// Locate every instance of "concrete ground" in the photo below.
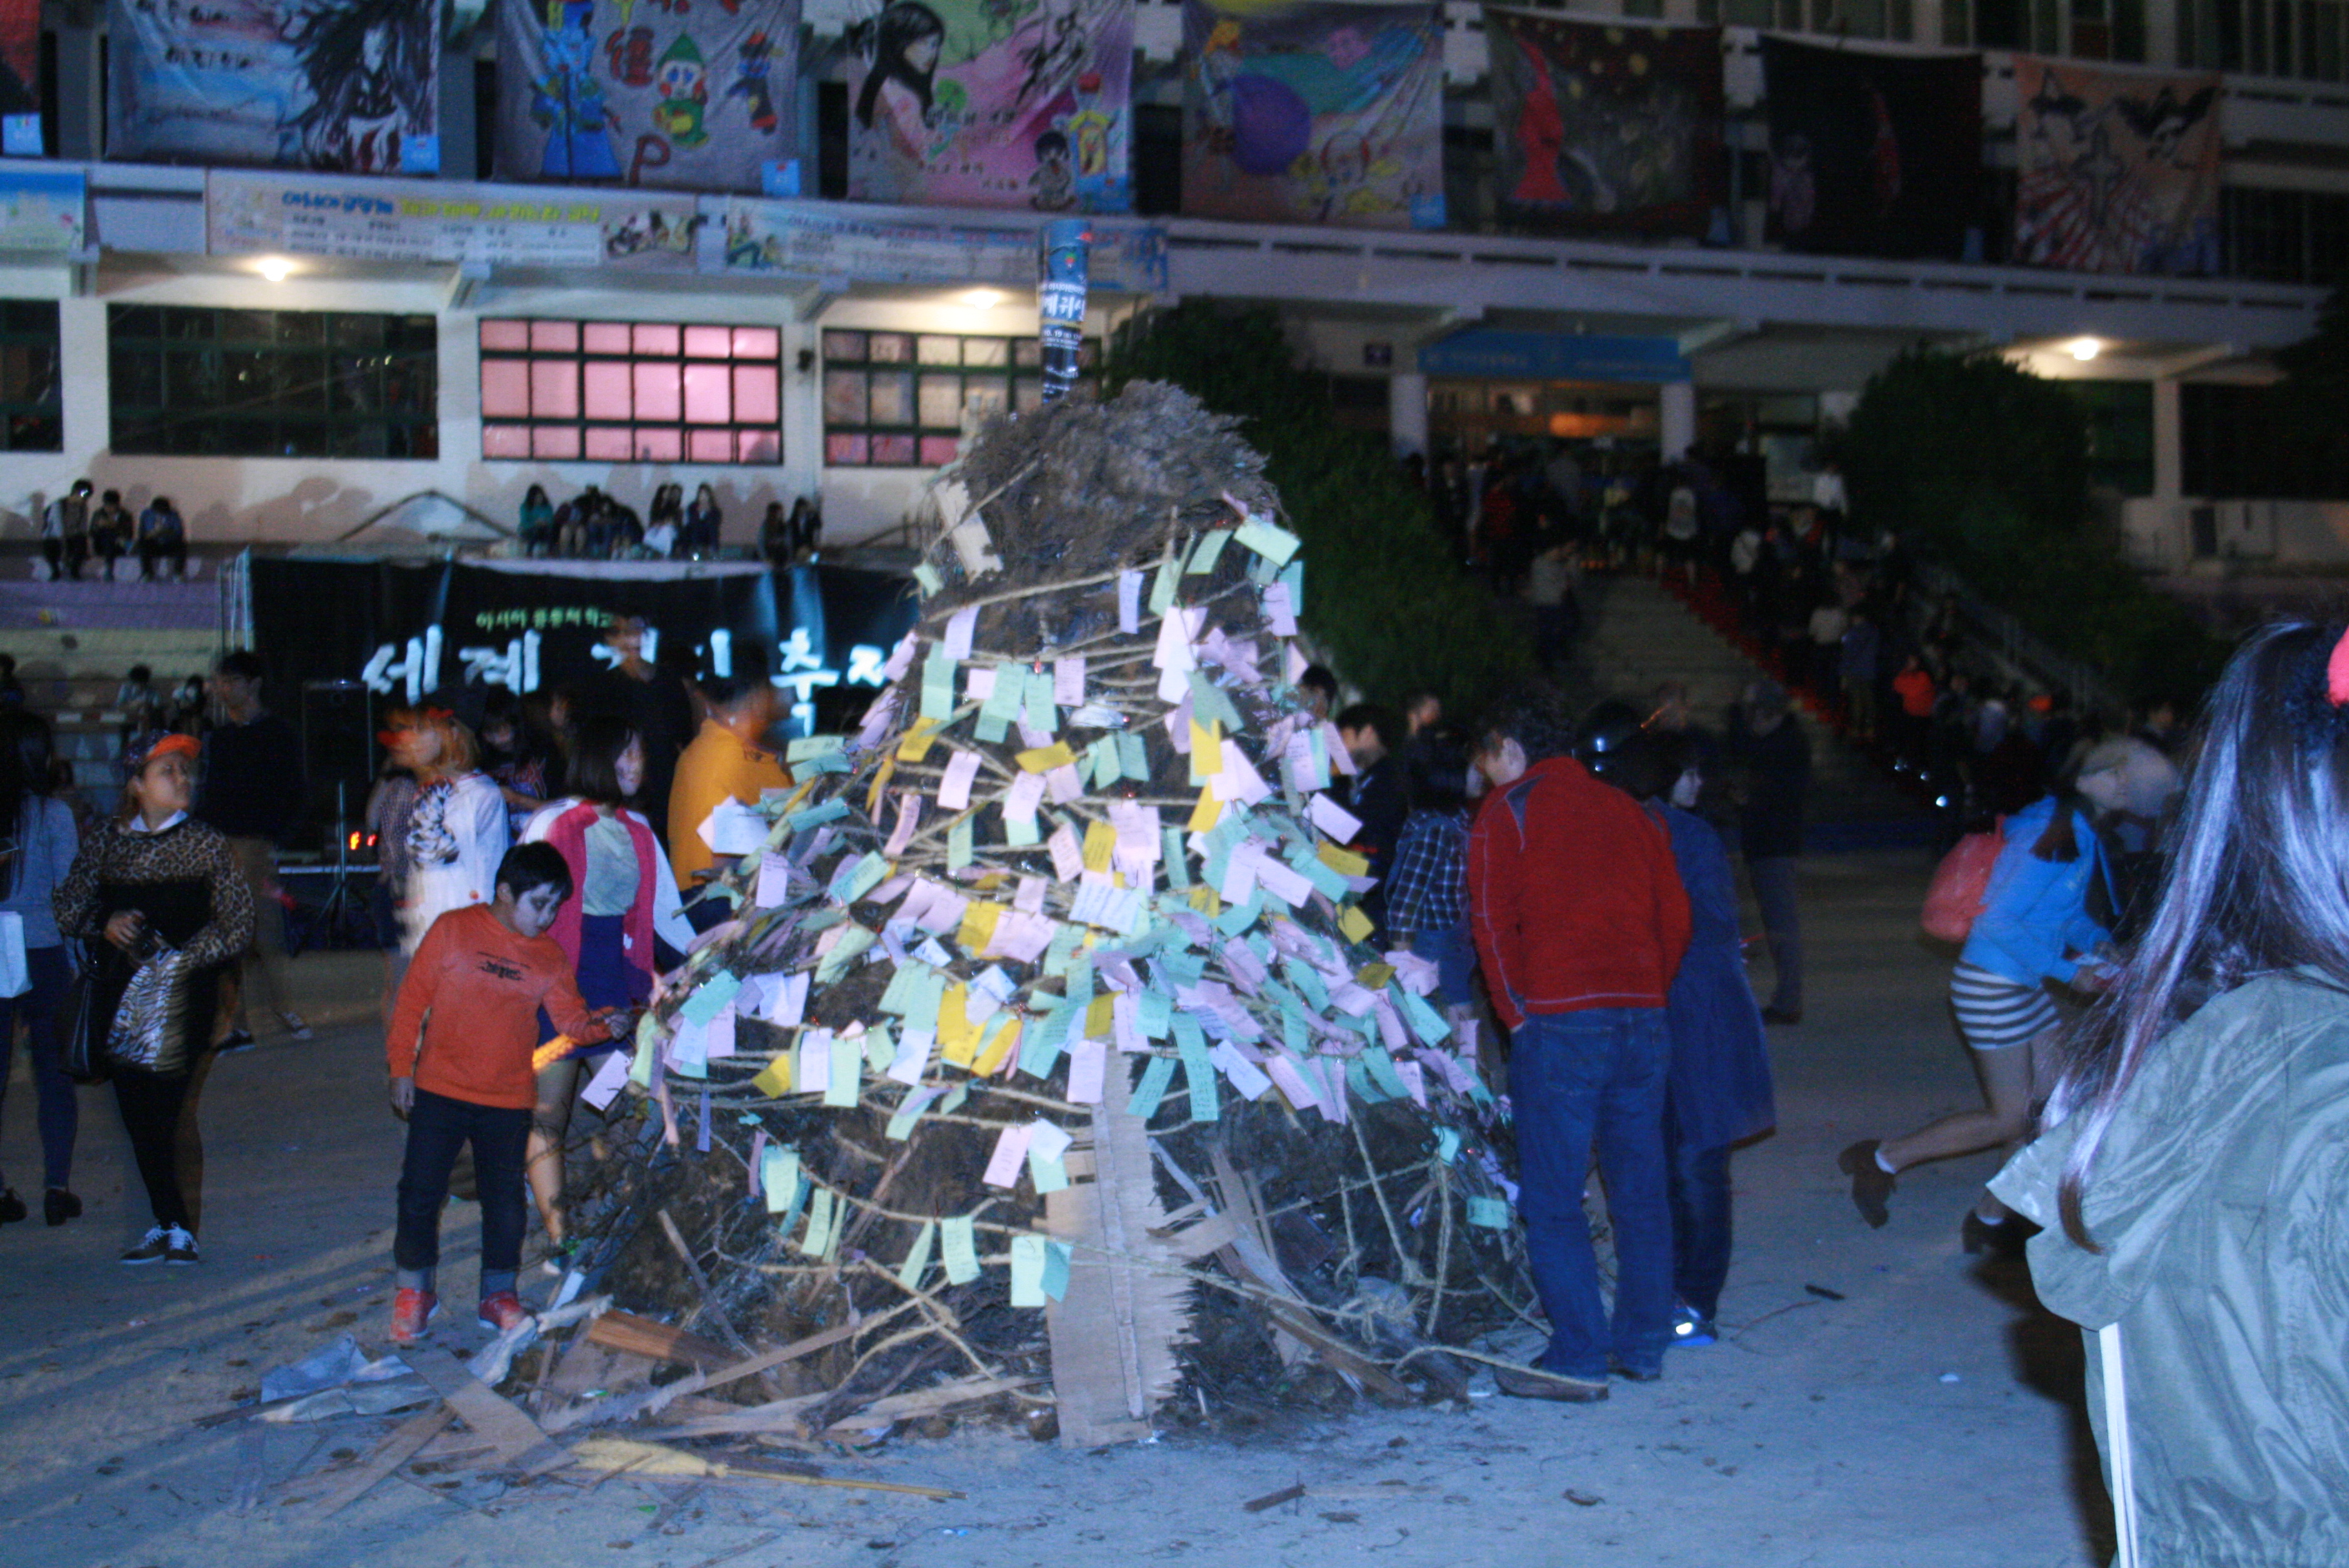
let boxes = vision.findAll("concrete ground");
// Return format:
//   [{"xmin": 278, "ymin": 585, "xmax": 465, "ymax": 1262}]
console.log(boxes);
[{"xmin": 0, "ymin": 849, "xmax": 2110, "ymax": 1568}]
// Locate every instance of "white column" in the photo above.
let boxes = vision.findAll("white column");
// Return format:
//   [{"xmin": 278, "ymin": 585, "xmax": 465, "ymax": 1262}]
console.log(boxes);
[
  {"xmin": 2152, "ymin": 378, "xmax": 2183, "ymax": 499},
  {"xmin": 1389, "ymin": 372, "xmax": 1429, "ymax": 459},
  {"xmin": 1659, "ymin": 379, "xmax": 1697, "ymax": 461},
  {"xmin": 59, "ymin": 297, "xmax": 108, "ymax": 472}
]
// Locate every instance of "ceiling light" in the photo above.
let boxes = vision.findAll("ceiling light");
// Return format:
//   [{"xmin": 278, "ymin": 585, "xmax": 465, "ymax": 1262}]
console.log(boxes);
[
  {"xmin": 2066, "ymin": 336, "xmax": 2101, "ymax": 362},
  {"xmin": 257, "ymin": 257, "xmax": 294, "ymax": 283},
  {"xmin": 960, "ymin": 289, "xmax": 1005, "ymax": 309}
]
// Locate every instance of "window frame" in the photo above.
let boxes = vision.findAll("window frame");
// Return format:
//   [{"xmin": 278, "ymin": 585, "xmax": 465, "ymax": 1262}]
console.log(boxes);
[
  {"xmin": 475, "ymin": 317, "xmax": 784, "ymax": 466},
  {"xmin": 0, "ymin": 299, "xmax": 62, "ymax": 454},
  {"xmin": 819, "ymin": 329, "xmax": 1095, "ymax": 470}
]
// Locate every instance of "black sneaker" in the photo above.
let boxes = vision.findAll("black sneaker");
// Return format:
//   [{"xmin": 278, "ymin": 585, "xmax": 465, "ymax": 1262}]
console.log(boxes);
[
  {"xmin": 43, "ymin": 1189, "xmax": 81, "ymax": 1227},
  {"xmin": 0, "ymin": 1189, "xmax": 24, "ymax": 1224},
  {"xmin": 163, "ymin": 1226, "xmax": 199, "ymax": 1265},
  {"xmin": 121, "ymin": 1225, "xmax": 172, "ymax": 1264},
  {"xmin": 216, "ymin": 1029, "xmax": 257, "ymax": 1057}
]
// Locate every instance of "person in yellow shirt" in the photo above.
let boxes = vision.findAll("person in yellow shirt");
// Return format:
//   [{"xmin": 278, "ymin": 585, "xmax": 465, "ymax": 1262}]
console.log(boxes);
[{"xmin": 667, "ymin": 665, "xmax": 788, "ymax": 895}]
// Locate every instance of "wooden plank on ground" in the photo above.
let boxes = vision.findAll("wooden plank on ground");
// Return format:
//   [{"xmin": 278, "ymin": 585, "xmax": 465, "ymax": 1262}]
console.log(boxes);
[
  {"xmin": 400, "ymin": 1344, "xmax": 571, "ymax": 1475},
  {"xmin": 586, "ymin": 1309, "xmax": 737, "ymax": 1368},
  {"xmin": 306, "ymin": 1406, "xmax": 455, "ymax": 1519},
  {"xmin": 543, "ymin": 1319, "xmax": 863, "ymax": 1435}
]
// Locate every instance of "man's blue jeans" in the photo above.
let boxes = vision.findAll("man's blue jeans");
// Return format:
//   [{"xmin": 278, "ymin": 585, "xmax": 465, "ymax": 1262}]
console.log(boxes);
[{"xmin": 1509, "ymin": 1008, "xmax": 1674, "ymax": 1379}]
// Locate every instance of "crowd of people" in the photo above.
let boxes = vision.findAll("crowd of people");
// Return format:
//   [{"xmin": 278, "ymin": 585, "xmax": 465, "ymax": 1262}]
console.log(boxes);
[
  {"xmin": 37, "ymin": 481, "xmax": 189, "ymax": 581},
  {"xmin": 4, "ymin": 544, "xmax": 2347, "ymax": 1556},
  {"xmin": 516, "ymin": 483, "xmax": 824, "ymax": 567}
]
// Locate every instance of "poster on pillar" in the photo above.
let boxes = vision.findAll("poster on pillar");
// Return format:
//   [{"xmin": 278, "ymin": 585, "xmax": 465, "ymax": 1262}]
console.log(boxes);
[
  {"xmin": 1178, "ymin": 0, "xmax": 1446, "ymax": 230},
  {"xmin": 844, "ymin": 0, "xmax": 1134, "ymax": 214},
  {"xmin": 106, "ymin": 0, "xmax": 441, "ymax": 173},
  {"xmin": 1758, "ymin": 36, "xmax": 1982, "ymax": 260},
  {"xmin": 2012, "ymin": 58, "xmax": 2221, "ymax": 276},
  {"xmin": 491, "ymin": 0, "xmax": 804, "ymax": 194},
  {"xmin": 1482, "ymin": 9, "xmax": 1723, "ymax": 240},
  {"xmin": 0, "ymin": 0, "xmax": 39, "ymax": 155}
]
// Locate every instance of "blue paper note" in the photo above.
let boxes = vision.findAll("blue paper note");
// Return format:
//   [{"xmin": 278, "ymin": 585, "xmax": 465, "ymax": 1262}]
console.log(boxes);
[
  {"xmin": 1127, "ymin": 1054, "xmax": 1176, "ymax": 1121},
  {"xmin": 1175, "ymin": 1018, "xmax": 1220, "ymax": 1123},
  {"xmin": 1118, "ymin": 731, "xmax": 1149, "ymax": 781}
]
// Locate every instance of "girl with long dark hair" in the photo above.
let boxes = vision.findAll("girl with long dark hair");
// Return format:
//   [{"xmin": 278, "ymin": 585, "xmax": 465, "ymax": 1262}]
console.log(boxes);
[
  {"xmin": 0, "ymin": 711, "xmax": 83, "ymax": 1225},
  {"xmin": 518, "ymin": 715, "xmax": 690, "ymax": 1252},
  {"xmin": 854, "ymin": 1, "xmax": 946, "ymax": 153},
  {"xmin": 1993, "ymin": 624, "xmax": 2349, "ymax": 1563}
]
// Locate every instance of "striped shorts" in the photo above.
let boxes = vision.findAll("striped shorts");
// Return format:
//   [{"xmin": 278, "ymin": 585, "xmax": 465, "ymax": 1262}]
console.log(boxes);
[{"xmin": 1949, "ymin": 962, "xmax": 2061, "ymax": 1052}]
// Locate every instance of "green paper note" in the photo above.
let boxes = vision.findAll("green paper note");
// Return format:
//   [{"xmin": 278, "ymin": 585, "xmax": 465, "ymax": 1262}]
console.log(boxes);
[
  {"xmin": 814, "ymin": 923, "xmax": 874, "ymax": 986},
  {"xmin": 1399, "ymin": 985, "xmax": 1451, "ymax": 1048},
  {"xmin": 948, "ymin": 817, "xmax": 973, "ymax": 872},
  {"xmin": 912, "ymin": 562, "xmax": 943, "ymax": 596},
  {"xmin": 1009, "ymin": 1233, "xmax": 1048, "ymax": 1306},
  {"xmin": 828, "ymin": 850, "xmax": 890, "ymax": 907},
  {"xmin": 1174, "ymin": 1017, "xmax": 1219, "ymax": 1123},
  {"xmin": 680, "ymin": 969, "xmax": 741, "ymax": 1026},
  {"xmin": 1186, "ymin": 529, "xmax": 1233, "ymax": 574},
  {"xmin": 1234, "ymin": 517, "xmax": 1301, "ymax": 565},
  {"xmin": 1137, "ymin": 988, "xmax": 1172, "ymax": 1039},
  {"xmin": 761, "ymin": 1146, "xmax": 801, "ymax": 1215},
  {"xmin": 1024, "ymin": 666, "xmax": 1058, "ymax": 734},
  {"xmin": 1042, "ymin": 1239, "xmax": 1073, "ymax": 1302},
  {"xmin": 1118, "ymin": 731, "xmax": 1149, "ymax": 781},
  {"xmin": 1128, "ymin": 1054, "xmax": 1176, "ymax": 1121},
  {"xmin": 823, "ymin": 1033, "xmax": 862, "ymax": 1108},
  {"xmin": 1278, "ymin": 559, "xmax": 1305, "ymax": 615},
  {"xmin": 884, "ymin": 1086, "xmax": 931, "ymax": 1141},
  {"xmin": 1187, "ymin": 669, "xmax": 1242, "ymax": 732},
  {"xmin": 863, "ymin": 1023, "xmax": 896, "ymax": 1073},
  {"xmin": 1003, "ymin": 809, "xmax": 1041, "ymax": 849},
  {"xmin": 921, "ymin": 651, "xmax": 956, "ymax": 723},
  {"xmin": 1162, "ymin": 827, "xmax": 1190, "ymax": 888},
  {"xmin": 801, "ymin": 1186, "xmax": 838, "ymax": 1258},
  {"xmin": 896, "ymin": 1219, "xmax": 938, "ymax": 1290},
  {"xmin": 1365, "ymin": 1045, "xmax": 1411, "ymax": 1100},
  {"xmin": 1149, "ymin": 550, "xmax": 1180, "ymax": 615},
  {"xmin": 1087, "ymin": 736, "xmax": 1121, "ymax": 790},
  {"xmin": 1467, "ymin": 1195, "xmax": 1511, "ymax": 1230},
  {"xmin": 942, "ymin": 1214, "xmax": 981, "ymax": 1284},
  {"xmin": 1028, "ymin": 1146, "xmax": 1069, "ymax": 1194},
  {"xmin": 786, "ymin": 797, "xmax": 851, "ymax": 834},
  {"xmin": 1436, "ymin": 1128, "xmax": 1461, "ymax": 1164}
]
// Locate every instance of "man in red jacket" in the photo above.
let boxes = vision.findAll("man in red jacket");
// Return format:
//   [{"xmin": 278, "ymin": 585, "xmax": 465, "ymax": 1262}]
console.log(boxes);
[{"xmin": 1468, "ymin": 690, "xmax": 1692, "ymax": 1401}]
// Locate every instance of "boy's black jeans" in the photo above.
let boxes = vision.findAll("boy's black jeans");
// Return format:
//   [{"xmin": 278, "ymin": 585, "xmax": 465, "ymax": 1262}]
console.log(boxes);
[{"xmin": 395, "ymin": 1088, "xmax": 530, "ymax": 1294}]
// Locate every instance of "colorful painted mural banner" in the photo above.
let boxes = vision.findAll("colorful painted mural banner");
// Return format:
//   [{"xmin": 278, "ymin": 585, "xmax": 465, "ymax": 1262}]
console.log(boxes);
[
  {"xmin": 1759, "ymin": 36, "xmax": 1982, "ymax": 261},
  {"xmin": 1179, "ymin": 0, "xmax": 1446, "ymax": 231},
  {"xmin": 846, "ymin": 0, "xmax": 1133, "ymax": 214},
  {"xmin": 1482, "ymin": 8, "xmax": 1721, "ymax": 239},
  {"xmin": 206, "ymin": 169, "xmax": 705, "ymax": 271},
  {"xmin": 108, "ymin": 0, "xmax": 440, "ymax": 173},
  {"xmin": 0, "ymin": 168, "xmax": 85, "ymax": 250},
  {"xmin": 0, "ymin": 0, "xmax": 38, "ymax": 154},
  {"xmin": 2014, "ymin": 58, "xmax": 2221, "ymax": 276},
  {"xmin": 717, "ymin": 199, "xmax": 1168, "ymax": 292},
  {"xmin": 492, "ymin": 0, "xmax": 802, "ymax": 194}
]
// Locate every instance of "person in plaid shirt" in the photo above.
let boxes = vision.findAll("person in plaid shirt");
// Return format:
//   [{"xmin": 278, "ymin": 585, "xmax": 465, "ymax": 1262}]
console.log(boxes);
[{"xmin": 1386, "ymin": 733, "xmax": 1476, "ymax": 1014}]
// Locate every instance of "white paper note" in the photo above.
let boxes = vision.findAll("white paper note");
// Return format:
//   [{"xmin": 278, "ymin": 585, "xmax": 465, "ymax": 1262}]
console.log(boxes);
[
  {"xmin": 581, "ymin": 1049, "xmax": 631, "ymax": 1111},
  {"xmin": 943, "ymin": 606, "xmax": 978, "ymax": 661},
  {"xmin": 983, "ymin": 1121, "xmax": 1035, "ymax": 1188},
  {"xmin": 938, "ymin": 750, "xmax": 983, "ymax": 811}
]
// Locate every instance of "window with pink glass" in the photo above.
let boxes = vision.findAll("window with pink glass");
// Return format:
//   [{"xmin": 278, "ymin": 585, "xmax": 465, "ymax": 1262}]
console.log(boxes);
[{"xmin": 477, "ymin": 317, "xmax": 783, "ymax": 465}]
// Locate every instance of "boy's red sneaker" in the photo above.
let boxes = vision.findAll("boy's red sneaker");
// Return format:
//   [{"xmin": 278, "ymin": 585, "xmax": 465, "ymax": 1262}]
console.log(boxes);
[
  {"xmin": 389, "ymin": 1288, "xmax": 438, "ymax": 1346},
  {"xmin": 477, "ymin": 1290, "xmax": 533, "ymax": 1334}
]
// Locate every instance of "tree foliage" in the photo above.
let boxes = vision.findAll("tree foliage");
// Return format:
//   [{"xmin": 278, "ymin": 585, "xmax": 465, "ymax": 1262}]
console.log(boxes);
[
  {"xmin": 1838, "ymin": 348, "xmax": 2221, "ymax": 704},
  {"xmin": 1104, "ymin": 302, "xmax": 1531, "ymax": 716}
]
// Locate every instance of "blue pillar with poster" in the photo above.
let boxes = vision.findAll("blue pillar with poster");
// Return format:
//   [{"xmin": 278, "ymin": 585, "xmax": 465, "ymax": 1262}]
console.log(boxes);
[{"xmin": 1039, "ymin": 219, "xmax": 1091, "ymax": 405}]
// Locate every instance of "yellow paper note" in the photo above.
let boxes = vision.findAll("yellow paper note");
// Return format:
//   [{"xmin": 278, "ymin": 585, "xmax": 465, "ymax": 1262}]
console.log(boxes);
[
  {"xmin": 956, "ymin": 900, "xmax": 1005, "ymax": 956},
  {"xmin": 1356, "ymin": 962, "xmax": 1396, "ymax": 990},
  {"xmin": 1339, "ymin": 904, "xmax": 1375, "ymax": 943},
  {"xmin": 1081, "ymin": 820, "xmax": 1116, "ymax": 875},
  {"xmin": 751, "ymin": 1051, "xmax": 794, "ymax": 1098},
  {"xmin": 1084, "ymin": 993, "xmax": 1115, "ymax": 1041},
  {"xmin": 1319, "ymin": 842, "xmax": 1370, "ymax": 878},
  {"xmin": 864, "ymin": 756, "xmax": 898, "ymax": 818},
  {"xmin": 1187, "ymin": 884, "xmax": 1222, "ymax": 917},
  {"xmin": 1016, "ymin": 741, "xmax": 1078, "ymax": 773},
  {"xmin": 1188, "ymin": 719, "xmax": 1223, "ymax": 785},
  {"xmin": 973, "ymin": 1016, "xmax": 1021, "ymax": 1077},
  {"xmin": 896, "ymin": 717, "xmax": 943, "ymax": 763},
  {"xmin": 1188, "ymin": 786, "xmax": 1222, "ymax": 834},
  {"xmin": 938, "ymin": 983, "xmax": 982, "ymax": 1067}
]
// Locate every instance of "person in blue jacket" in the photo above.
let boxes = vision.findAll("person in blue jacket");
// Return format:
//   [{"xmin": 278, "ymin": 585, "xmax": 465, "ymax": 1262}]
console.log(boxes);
[
  {"xmin": 1840, "ymin": 740, "xmax": 2176, "ymax": 1252},
  {"xmin": 1605, "ymin": 730, "xmax": 1777, "ymax": 1349}
]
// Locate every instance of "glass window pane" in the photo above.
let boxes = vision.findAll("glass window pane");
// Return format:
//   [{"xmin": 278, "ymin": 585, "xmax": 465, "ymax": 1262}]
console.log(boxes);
[
  {"xmin": 530, "ymin": 360, "xmax": 580, "ymax": 420},
  {"xmin": 872, "ymin": 433, "xmax": 919, "ymax": 465},
  {"xmin": 582, "ymin": 322, "xmax": 632, "ymax": 354},
  {"xmin": 734, "ymin": 327, "xmax": 780, "ymax": 359},
  {"xmin": 683, "ymin": 362, "xmax": 732, "ymax": 424},
  {"xmin": 633, "ymin": 426, "xmax": 685, "ymax": 461},
  {"xmin": 868, "ymin": 333, "xmax": 912, "ymax": 364},
  {"xmin": 738, "ymin": 429, "xmax": 781, "ymax": 463},
  {"xmin": 917, "ymin": 335, "xmax": 960, "ymax": 366},
  {"xmin": 684, "ymin": 325, "xmax": 732, "ymax": 359},
  {"xmin": 822, "ymin": 329, "xmax": 868, "ymax": 361},
  {"xmin": 688, "ymin": 428, "xmax": 735, "ymax": 463},
  {"xmin": 480, "ymin": 359, "xmax": 531, "ymax": 418},
  {"xmin": 633, "ymin": 361, "xmax": 682, "ymax": 422},
  {"xmin": 583, "ymin": 360, "xmax": 634, "ymax": 420},
  {"xmin": 963, "ymin": 337, "xmax": 1009, "ymax": 368},
  {"xmin": 584, "ymin": 425, "xmax": 632, "ymax": 460},
  {"xmin": 868, "ymin": 369, "xmax": 913, "ymax": 425},
  {"xmin": 964, "ymin": 379, "xmax": 1009, "ymax": 420},
  {"xmin": 732, "ymin": 364, "xmax": 780, "ymax": 424},
  {"xmin": 633, "ymin": 323, "xmax": 682, "ymax": 357},
  {"xmin": 919, "ymin": 435, "xmax": 960, "ymax": 466},
  {"xmin": 918, "ymin": 374, "xmax": 963, "ymax": 428},
  {"xmin": 480, "ymin": 319, "xmax": 531, "ymax": 352},
  {"xmin": 483, "ymin": 423, "xmax": 533, "ymax": 458},
  {"xmin": 1012, "ymin": 338, "xmax": 1043, "ymax": 366},
  {"xmin": 1014, "ymin": 377, "xmax": 1045, "ymax": 414},
  {"xmin": 826, "ymin": 431, "xmax": 869, "ymax": 465},
  {"xmin": 531, "ymin": 424, "xmax": 581, "ymax": 460},
  {"xmin": 531, "ymin": 320, "xmax": 579, "ymax": 353},
  {"xmin": 823, "ymin": 369, "xmax": 868, "ymax": 425}
]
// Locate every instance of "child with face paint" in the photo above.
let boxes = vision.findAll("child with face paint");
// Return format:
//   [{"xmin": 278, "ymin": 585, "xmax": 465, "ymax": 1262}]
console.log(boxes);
[{"xmin": 383, "ymin": 843, "xmax": 631, "ymax": 1344}]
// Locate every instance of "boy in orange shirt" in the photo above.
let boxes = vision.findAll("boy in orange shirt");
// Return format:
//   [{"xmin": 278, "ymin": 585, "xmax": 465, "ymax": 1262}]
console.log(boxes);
[{"xmin": 385, "ymin": 842, "xmax": 631, "ymax": 1344}]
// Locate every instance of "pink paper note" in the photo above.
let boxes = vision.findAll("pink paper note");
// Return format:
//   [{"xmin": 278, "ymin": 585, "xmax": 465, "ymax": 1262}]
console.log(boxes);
[
  {"xmin": 1266, "ymin": 1054, "xmax": 1321, "ymax": 1110},
  {"xmin": 1066, "ymin": 1038, "xmax": 1107, "ymax": 1104},
  {"xmin": 1014, "ymin": 875, "xmax": 1047, "ymax": 914},
  {"xmin": 938, "ymin": 751, "xmax": 982, "ymax": 812},
  {"xmin": 1053, "ymin": 656, "xmax": 1086, "ymax": 706},
  {"xmin": 1048, "ymin": 823, "xmax": 1084, "ymax": 882},
  {"xmin": 1263, "ymin": 582, "xmax": 1298, "ymax": 636},
  {"xmin": 1396, "ymin": 1058, "xmax": 1428, "ymax": 1108},
  {"xmin": 884, "ymin": 793, "xmax": 923, "ymax": 857},
  {"xmin": 982, "ymin": 1121, "xmax": 1035, "ymax": 1188},
  {"xmin": 1003, "ymin": 771, "xmax": 1046, "ymax": 825},
  {"xmin": 1044, "ymin": 763, "xmax": 1084, "ymax": 805}
]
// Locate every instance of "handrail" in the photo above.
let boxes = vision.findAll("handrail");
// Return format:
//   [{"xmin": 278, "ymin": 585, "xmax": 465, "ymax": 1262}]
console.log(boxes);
[{"xmin": 1909, "ymin": 557, "xmax": 2126, "ymax": 719}]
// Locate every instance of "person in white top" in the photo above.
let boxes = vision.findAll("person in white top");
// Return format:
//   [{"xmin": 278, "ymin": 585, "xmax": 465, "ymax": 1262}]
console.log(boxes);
[
  {"xmin": 385, "ymin": 706, "xmax": 510, "ymax": 956},
  {"xmin": 520, "ymin": 715, "xmax": 692, "ymax": 1250}
]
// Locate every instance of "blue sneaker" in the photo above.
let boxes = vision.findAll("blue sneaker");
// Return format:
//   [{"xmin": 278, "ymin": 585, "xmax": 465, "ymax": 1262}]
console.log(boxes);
[{"xmin": 1671, "ymin": 1303, "xmax": 1717, "ymax": 1347}]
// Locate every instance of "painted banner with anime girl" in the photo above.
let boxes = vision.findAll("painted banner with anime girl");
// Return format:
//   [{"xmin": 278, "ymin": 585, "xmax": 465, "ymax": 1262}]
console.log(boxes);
[
  {"xmin": 2014, "ymin": 58, "xmax": 2221, "ymax": 275},
  {"xmin": 1483, "ymin": 8, "xmax": 1721, "ymax": 239},
  {"xmin": 108, "ymin": 0, "xmax": 439, "ymax": 172},
  {"xmin": 1180, "ymin": 0, "xmax": 1445, "ymax": 230},
  {"xmin": 848, "ymin": 0, "xmax": 1134, "ymax": 214},
  {"xmin": 493, "ymin": 0, "xmax": 802, "ymax": 193}
]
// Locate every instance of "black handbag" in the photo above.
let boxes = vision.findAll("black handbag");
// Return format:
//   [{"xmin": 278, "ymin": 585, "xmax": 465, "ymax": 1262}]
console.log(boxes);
[{"xmin": 56, "ymin": 945, "xmax": 107, "ymax": 1085}]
